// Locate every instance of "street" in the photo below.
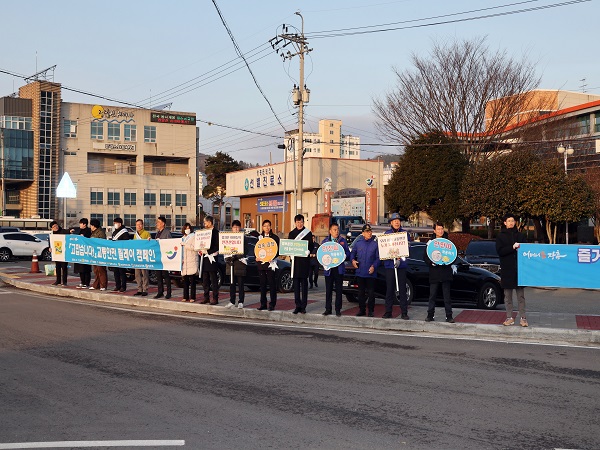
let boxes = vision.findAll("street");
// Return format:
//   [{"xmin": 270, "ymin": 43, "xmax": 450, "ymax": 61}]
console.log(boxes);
[{"xmin": 1, "ymin": 289, "xmax": 598, "ymax": 449}]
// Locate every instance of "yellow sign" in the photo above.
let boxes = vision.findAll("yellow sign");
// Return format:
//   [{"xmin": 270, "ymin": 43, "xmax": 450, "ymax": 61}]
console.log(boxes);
[
  {"xmin": 254, "ymin": 237, "xmax": 278, "ymax": 262},
  {"xmin": 92, "ymin": 105, "xmax": 104, "ymax": 119}
]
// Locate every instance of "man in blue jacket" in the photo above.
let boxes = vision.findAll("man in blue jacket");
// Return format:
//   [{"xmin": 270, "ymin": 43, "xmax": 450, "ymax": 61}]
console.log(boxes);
[
  {"xmin": 383, "ymin": 213, "xmax": 411, "ymax": 319},
  {"xmin": 350, "ymin": 224, "xmax": 380, "ymax": 317},
  {"xmin": 321, "ymin": 223, "xmax": 351, "ymax": 317}
]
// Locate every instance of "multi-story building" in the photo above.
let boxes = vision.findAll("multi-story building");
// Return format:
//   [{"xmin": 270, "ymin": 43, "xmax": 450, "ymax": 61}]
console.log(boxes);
[{"xmin": 285, "ymin": 119, "xmax": 360, "ymax": 160}]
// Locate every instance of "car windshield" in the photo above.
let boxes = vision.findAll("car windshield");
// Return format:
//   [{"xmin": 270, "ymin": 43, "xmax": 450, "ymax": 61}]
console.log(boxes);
[
  {"xmin": 408, "ymin": 244, "xmax": 426, "ymax": 261},
  {"xmin": 466, "ymin": 241, "xmax": 498, "ymax": 257}
]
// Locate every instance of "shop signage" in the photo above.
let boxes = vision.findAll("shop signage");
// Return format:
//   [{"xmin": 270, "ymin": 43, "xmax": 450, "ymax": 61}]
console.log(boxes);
[
  {"xmin": 257, "ymin": 195, "xmax": 287, "ymax": 213},
  {"xmin": 244, "ymin": 166, "xmax": 283, "ymax": 191},
  {"xmin": 331, "ymin": 197, "xmax": 365, "ymax": 217},
  {"xmin": 93, "ymin": 142, "xmax": 136, "ymax": 152},
  {"xmin": 92, "ymin": 105, "xmax": 134, "ymax": 120},
  {"xmin": 150, "ymin": 112, "xmax": 196, "ymax": 125}
]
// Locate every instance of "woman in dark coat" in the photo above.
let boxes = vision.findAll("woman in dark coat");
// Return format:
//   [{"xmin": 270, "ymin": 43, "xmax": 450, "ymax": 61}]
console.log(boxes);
[{"xmin": 496, "ymin": 213, "xmax": 528, "ymax": 327}]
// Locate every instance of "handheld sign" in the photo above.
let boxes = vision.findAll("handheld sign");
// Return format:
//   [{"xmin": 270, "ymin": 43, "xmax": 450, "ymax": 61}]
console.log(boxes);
[
  {"xmin": 219, "ymin": 232, "xmax": 244, "ymax": 256},
  {"xmin": 254, "ymin": 237, "xmax": 278, "ymax": 262},
  {"xmin": 279, "ymin": 238, "xmax": 309, "ymax": 257},
  {"xmin": 194, "ymin": 229, "xmax": 213, "ymax": 251},
  {"xmin": 377, "ymin": 232, "xmax": 409, "ymax": 260},
  {"xmin": 317, "ymin": 242, "xmax": 346, "ymax": 270},
  {"xmin": 426, "ymin": 238, "xmax": 457, "ymax": 265}
]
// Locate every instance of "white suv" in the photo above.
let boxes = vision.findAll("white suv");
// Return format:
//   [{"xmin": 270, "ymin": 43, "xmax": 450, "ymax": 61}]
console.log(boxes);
[{"xmin": 0, "ymin": 232, "xmax": 51, "ymax": 262}]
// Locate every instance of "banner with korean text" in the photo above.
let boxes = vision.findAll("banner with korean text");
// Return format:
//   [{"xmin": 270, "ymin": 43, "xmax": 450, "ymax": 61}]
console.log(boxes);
[
  {"xmin": 377, "ymin": 232, "xmax": 409, "ymax": 260},
  {"xmin": 50, "ymin": 235, "xmax": 182, "ymax": 271},
  {"xmin": 517, "ymin": 243, "xmax": 600, "ymax": 289}
]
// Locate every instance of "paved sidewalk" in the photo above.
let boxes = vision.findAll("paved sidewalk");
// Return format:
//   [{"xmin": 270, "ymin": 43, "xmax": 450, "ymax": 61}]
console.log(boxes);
[{"xmin": 1, "ymin": 266, "xmax": 599, "ymax": 346}]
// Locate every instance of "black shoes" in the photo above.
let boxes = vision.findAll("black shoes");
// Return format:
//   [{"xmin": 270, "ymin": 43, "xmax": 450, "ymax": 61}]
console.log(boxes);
[
  {"xmin": 141, "ymin": 292, "xmax": 148, "ymax": 297},
  {"xmin": 356, "ymin": 311, "xmax": 366, "ymax": 317},
  {"xmin": 165, "ymin": 294, "xmax": 171, "ymax": 299},
  {"xmin": 382, "ymin": 312, "xmax": 392, "ymax": 319},
  {"xmin": 425, "ymin": 316, "xmax": 434, "ymax": 322},
  {"xmin": 51, "ymin": 281, "xmax": 59, "ymax": 286},
  {"xmin": 268, "ymin": 306, "xmax": 275, "ymax": 311},
  {"xmin": 335, "ymin": 311, "xmax": 342, "ymax": 317},
  {"xmin": 134, "ymin": 292, "xmax": 143, "ymax": 296},
  {"xmin": 322, "ymin": 310, "xmax": 332, "ymax": 316},
  {"xmin": 119, "ymin": 289, "xmax": 126, "ymax": 293},
  {"xmin": 368, "ymin": 312, "xmax": 374, "ymax": 317},
  {"xmin": 154, "ymin": 293, "xmax": 164, "ymax": 299},
  {"xmin": 446, "ymin": 317, "xmax": 455, "ymax": 323},
  {"xmin": 401, "ymin": 314, "xmax": 409, "ymax": 320},
  {"xmin": 200, "ymin": 299, "xmax": 210, "ymax": 304},
  {"xmin": 292, "ymin": 307, "xmax": 301, "ymax": 314},
  {"xmin": 257, "ymin": 306, "xmax": 268, "ymax": 311}
]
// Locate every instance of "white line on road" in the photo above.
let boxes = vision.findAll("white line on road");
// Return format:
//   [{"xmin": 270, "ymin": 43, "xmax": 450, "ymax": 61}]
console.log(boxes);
[
  {"xmin": 18, "ymin": 291, "xmax": 600, "ymax": 351},
  {"xmin": 0, "ymin": 441, "xmax": 185, "ymax": 449}
]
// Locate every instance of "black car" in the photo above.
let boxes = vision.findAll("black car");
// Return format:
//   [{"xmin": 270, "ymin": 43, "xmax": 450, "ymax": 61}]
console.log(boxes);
[
  {"xmin": 462, "ymin": 239, "xmax": 501, "ymax": 275},
  {"xmin": 342, "ymin": 242, "xmax": 504, "ymax": 309}
]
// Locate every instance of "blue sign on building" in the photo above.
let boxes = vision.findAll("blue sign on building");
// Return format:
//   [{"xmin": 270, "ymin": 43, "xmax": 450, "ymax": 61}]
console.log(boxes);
[{"xmin": 257, "ymin": 195, "xmax": 287, "ymax": 213}]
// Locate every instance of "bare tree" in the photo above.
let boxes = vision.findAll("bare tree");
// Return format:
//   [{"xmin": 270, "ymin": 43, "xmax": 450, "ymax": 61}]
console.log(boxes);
[{"xmin": 373, "ymin": 37, "xmax": 544, "ymax": 163}]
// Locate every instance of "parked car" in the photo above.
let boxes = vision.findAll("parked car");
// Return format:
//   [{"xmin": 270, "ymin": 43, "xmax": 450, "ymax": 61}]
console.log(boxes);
[
  {"xmin": 0, "ymin": 232, "xmax": 51, "ymax": 262},
  {"xmin": 342, "ymin": 242, "xmax": 504, "ymax": 310},
  {"xmin": 462, "ymin": 239, "xmax": 501, "ymax": 275}
]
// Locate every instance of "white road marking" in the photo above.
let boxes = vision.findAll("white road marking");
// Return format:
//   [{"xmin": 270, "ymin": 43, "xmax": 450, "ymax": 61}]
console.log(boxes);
[{"xmin": 0, "ymin": 440, "xmax": 184, "ymax": 449}]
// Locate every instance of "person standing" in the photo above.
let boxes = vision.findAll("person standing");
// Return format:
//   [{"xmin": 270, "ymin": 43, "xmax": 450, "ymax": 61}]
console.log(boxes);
[
  {"xmin": 133, "ymin": 219, "xmax": 151, "ymax": 297},
  {"xmin": 383, "ymin": 213, "xmax": 411, "ymax": 320},
  {"xmin": 49, "ymin": 221, "xmax": 69, "ymax": 286},
  {"xmin": 111, "ymin": 217, "xmax": 130, "ymax": 292},
  {"xmin": 256, "ymin": 219, "xmax": 279, "ymax": 311},
  {"xmin": 154, "ymin": 216, "xmax": 172, "ymax": 299},
  {"xmin": 225, "ymin": 220, "xmax": 247, "ymax": 309},
  {"xmin": 350, "ymin": 224, "xmax": 380, "ymax": 317},
  {"xmin": 73, "ymin": 218, "xmax": 92, "ymax": 289},
  {"xmin": 496, "ymin": 213, "xmax": 528, "ymax": 327},
  {"xmin": 424, "ymin": 223, "xmax": 456, "ymax": 323},
  {"xmin": 322, "ymin": 223, "xmax": 351, "ymax": 317},
  {"xmin": 89, "ymin": 219, "xmax": 107, "ymax": 291},
  {"xmin": 309, "ymin": 235, "xmax": 321, "ymax": 289},
  {"xmin": 181, "ymin": 223, "xmax": 198, "ymax": 302},
  {"xmin": 289, "ymin": 214, "xmax": 314, "ymax": 314},
  {"xmin": 200, "ymin": 215, "xmax": 220, "ymax": 305}
]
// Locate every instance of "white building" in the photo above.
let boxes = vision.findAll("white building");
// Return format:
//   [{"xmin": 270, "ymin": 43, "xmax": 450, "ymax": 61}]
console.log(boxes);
[{"xmin": 285, "ymin": 119, "xmax": 360, "ymax": 161}]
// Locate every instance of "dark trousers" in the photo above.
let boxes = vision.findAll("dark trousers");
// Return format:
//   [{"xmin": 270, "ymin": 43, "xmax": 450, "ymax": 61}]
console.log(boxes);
[
  {"xmin": 157, "ymin": 270, "xmax": 171, "ymax": 296},
  {"xmin": 114, "ymin": 268, "xmax": 127, "ymax": 290},
  {"xmin": 182, "ymin": 274, "xmax": 196, "ymax": 300},
  {"xmin": 293, "ymin": 277, "xmax": 308, "ymax": 310},
  {"xmin": 202, "ymin": 270, "xmax": 219, "ymax": 302},
  {"xmin": 258, "ymin": 269, "xmax": 277, "ymax": 308},
  {"xmin": 229, "ymin": 276, "xmax": 245, "ymax": 304},
  {"xmin": 358, "ymin": 277, "xmax": 376, "ymax": 314},
  {"xmin": 428, "ymin": 281, "xmax": 453, "ymax": 318},
  {"xmin": 309, "ymin": 265, "xmax": 319, "ymax": 286},
  {"xmin": 325, "ymin": 271, "xmax": 343, "ymax": 313},
  {"xmin": 385, "ymin": 267, "xmax": 407, "ymax": 314},
  {"xmin": 79, "ymin": 269, "xmax": 91, "ymax": 286},
  {"xmin": 55, "ymin": 262, "xmax": 68, "ymax": 284}
]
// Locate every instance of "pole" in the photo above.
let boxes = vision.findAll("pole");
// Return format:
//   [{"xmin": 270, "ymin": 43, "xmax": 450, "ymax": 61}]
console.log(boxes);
[
  {"xmin": 0, "ymin": 130, "xmax": 4, "ymax": 217},
  {"xmin": 281, "ymin": 142, "xmax": 288, "ymax": 235},
  {"xmin": 295, "ymin": 11, "xmax": 305, "ymax": 217},
  {"xmin": 564, "ymin": 151, "xmax": 569, "ymax": 245}
]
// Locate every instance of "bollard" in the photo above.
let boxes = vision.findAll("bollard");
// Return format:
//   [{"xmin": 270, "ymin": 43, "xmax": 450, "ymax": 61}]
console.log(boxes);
[{"xmin": 30, "ymin": 250, "xmax": 40, "ymax": 273}]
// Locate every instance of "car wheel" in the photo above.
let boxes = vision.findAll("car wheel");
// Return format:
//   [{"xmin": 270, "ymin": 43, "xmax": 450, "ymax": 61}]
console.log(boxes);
[
  {"xmin": 278, "ymin": 269, "xmax": 293, "ymax": 293},
  {"xmin": 478, "ymin": 281, "xmax": 500, "ymax": 310},
  {"xmin": 406, "ymin": 279, "xmax": 414, "ymax": 305},
  {"xmin": 149, "ymin": 270, "xmax": 158, "ymax": 285},
  {"xmin": 345, "ymin": 293, "xmax": 358, "ymax": 303},
  {"xmin": 0, "ymin": 248, "xmax": 12, "ymax": 262},
  {"xmin": 41, "ymin": 248, "xmax": 52, "ymax": 261}
]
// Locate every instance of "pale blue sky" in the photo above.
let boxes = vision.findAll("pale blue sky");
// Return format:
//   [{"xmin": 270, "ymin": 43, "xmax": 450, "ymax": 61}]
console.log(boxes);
[{"xmin": 1, "ymin": 0, "xmax": 597, "ymax": 163}]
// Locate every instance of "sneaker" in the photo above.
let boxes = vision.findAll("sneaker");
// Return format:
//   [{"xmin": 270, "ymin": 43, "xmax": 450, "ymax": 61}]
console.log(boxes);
[
  {"xmin": 425, "ymin": 316, "xmax": 434, "ymax": 322},
  {"xmin": 76, "ymin": 284, "xmax": 84, "ymax": 289},
  {"xmin": 89, "ymin": 286, "xmax": 96, "ymax": 290},
  {"xmin": 237, "ymin": 303, "xmax": 244, "ymax": 309},
  {"xmin": 503, "ymin": 317, "xmax": 515, "ymax": 326},
  {"xmin": 100, "ymin": 287, "xmax": 106, "ymax": 291},
  {"xmin": 520, "ymin": 317, "xmax": 529, "ymax": 327},
  {"xmin": 225, "ymin": 303, "xmax": 235, "ymax": 309},
  {"xmin": 81, "ymin": 285, "xmax": 88, "ymax": 289}
]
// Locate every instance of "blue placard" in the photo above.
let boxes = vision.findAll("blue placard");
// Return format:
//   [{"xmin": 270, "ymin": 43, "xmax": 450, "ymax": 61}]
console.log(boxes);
[
  {"xmin": 426, "ymin": 238, "xmax": 457, "ymax": 265},
  {"xmin": 518, "ymin": 243, "xmax": 600, "ymax": 289},
  {"xmin": 317, "ymin": 242, "xmax": 346, "ymax": 270},
  {"xmin": 257, "ymin": 195, "xmax": 287, "ymax": 213}
]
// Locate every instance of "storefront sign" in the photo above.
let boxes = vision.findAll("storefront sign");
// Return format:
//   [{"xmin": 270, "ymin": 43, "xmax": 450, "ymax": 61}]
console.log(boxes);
[
  {"xmin": 244, "ymin": 166, "xmax": 283, "ymax": 191},
  {"xmin": 279, "ymin": 239, "xmax": 309, "ymax": 257},
  {"xmin": 254, "ymin": 237, "xmax": 278, "ymax": 262},
  {"xmin": 150, "ymin": 112, "xmax": 196, "ymax": 125},
  {"xmin": 93, "ymin": 142, "xmax": 136, "ymax": 152},
  {"xmin": 426, "ymin": 238, "xmax": 457, "ymax": 265},
  {"xmin": 317, "ymin": 242, "xmax": 346, "ymax": 270},
  {"xmin": 331, "ymin": 197, "xmax": 365, "ymax": 217},
  {"xmin": 219, "ymin": 232, "xmax": 244, "ymax": 255},
  {"xmin": 377, "ymin": 232, "xmax": 409, "ymax": 260},
  {"xmin": 92, "ymin": 105, "xmax": 134, "ymax": 120},
  {"xmin": 257, "ymin": 195, "xmax": 287, "ymax": 213}
]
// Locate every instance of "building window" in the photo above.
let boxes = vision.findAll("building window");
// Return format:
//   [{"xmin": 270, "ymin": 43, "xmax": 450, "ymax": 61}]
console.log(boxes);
[
  {"xmin": 164, "ymin": 215, "xmax": 172, "ymax": 228},
  {"xmin": 143, "ymin": 214, "xmax": 154, "ymax": 226},
  {"xmin": 90, "ymin": 188, "xmax": 103, "ymax": 205},
  {"xmin": 234, "ymin": 208, "xmax": 239, "ymax": 217},
  {"xmin": 160, "ymin": 190, "xmax": 172, "ymax": 206},
  {"xmin": 124, "ymin": 124, "xmax": 136, "ymax": 142},
  {"xmin": 123, "ymin": 214, "xmax": 136, "ymax": 228},
  {"xmin": 144, "ymin": 126, "xmax": 156, "ymax": 143},
  {"xmin": 577, "ymin": 116, "xmax": 590, "ymax": 135},
  {"xmin": 107, "ymin": 122, "xmax": 120, "ymax": 141},
  {"xmin": 330, "ymin": 123, "xmax": 333, "ymax": 127},
  {"xmin": 90, "ymin": 214, "xmax": 103, "ymax": 227},
  {"xmin": 329, "ymin": 130, "xmax": 334, "ymax": 135},
  {"xmin": 63, "ymin": 119, "xmax": 77, "ymax": 138},
  {"xmin": 175, "ymin": 215, "xmax": 186, "ymax": 228},
  {"xmin": 107, "ymin": 214, "xmax": 119, "ymax": 225},
  {"xmin": 144, "ymin": 190, "xmax": 156, "ymax": 206},
  {"xmin": 124, "ymin": 189, "xmax": 136, "ymax": 206},
  {"xmin": 91, "ymin": 122, "xmax": 104, "ymax": 140},
  {"xmin": 107, "ymin": 188, "xmax": 120, "ymax": 205},
  {"xmin": 330, "ymin": 148, "xmax": 334, "ymax": 153},
  {"xmin": 175, "ymin": 191, "xmax": 187, "ymax": 206},
  {"xmin": 6, "ymin": 191, "xmax": 20, "ymax": 204}
]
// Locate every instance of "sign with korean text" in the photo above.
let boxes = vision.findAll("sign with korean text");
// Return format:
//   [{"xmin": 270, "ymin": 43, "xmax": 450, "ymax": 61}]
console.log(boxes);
[
  {"xmin": 257, "ymin": 195, "xmax": 287, "ymax": 213},
  {"xmin": 518, "ymin": 243, "xmax": 600, "ymax": 289},
  {"xmin": 254, "ymin": 237, "xmax": 278, "ymax": 262},
  {"xmin": 317, "ymin": 242, "xmax": 346, "ymax": 270},
  {"xmin": 331, "ymin": 196, "xmax": 365, "ymax": 217},
  {"xmin": 219, "ymin": 232, "xmax": 244, "ymax": 256},
  {"xmin": 50, "ymin": 235, "xmax": 182, "ymax": 271},
  {"xmin": 377, "ymin": 232, "xmax": 409, "ymax": 260},
  {"xmin": 194, "ymin": 229, "xmax": 213, "ymax": 251},
  {"xmin": 150, "ymin": 112, "xmax": 196, "ymax": 125},
  {"xmin": 426, "ymin": 238, "xmax": 457, "ymax": 265},
  {"xmin": 279, "ymin": 238, "xmax": 309, "ymax": 258}
]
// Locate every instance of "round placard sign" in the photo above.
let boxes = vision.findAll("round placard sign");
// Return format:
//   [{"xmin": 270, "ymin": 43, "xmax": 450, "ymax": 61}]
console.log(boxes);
[
  {"xmin": 317, "ymin": 241, "xmax": 346, "ymax": 270},
  {"xmin": 426, "ymin": 238, "xmax": 458, "ymax": 265},
  {"xmin": 254, "ymin": 237, "xmax": 278, "ymax": 262}
]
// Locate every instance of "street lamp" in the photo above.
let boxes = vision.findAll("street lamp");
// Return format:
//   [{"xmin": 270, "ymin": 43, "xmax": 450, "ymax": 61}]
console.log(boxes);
[{"xmin": 557, "ymin": 144, "xmax": 574, "ymax": 244}]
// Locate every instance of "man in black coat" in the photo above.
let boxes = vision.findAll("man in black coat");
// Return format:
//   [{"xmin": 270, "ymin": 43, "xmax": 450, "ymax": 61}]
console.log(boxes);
[
  {"xmin": 424, "ymin": 223, "xmax": 456, "ymax": 323},
  {"xmin": 111, "ymin": 217, "xmax": 130, "ymax": 292},
  {"xmin": 496, "ymin": 213, "xmax": 528, "ymax": 327},
  {"xmin": 289, "ymin": 214, "xmax": 313, "ymax": 314},
  {"xmin": 200, "ymin": 215, "xmax": 220, "ymax": 305},
  {"xmin": 72, "ymin": 218, "xmax": 92, "ymax": 288}
]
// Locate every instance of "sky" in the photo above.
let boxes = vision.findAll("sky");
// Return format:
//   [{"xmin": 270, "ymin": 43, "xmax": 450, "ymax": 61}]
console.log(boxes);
[{"xmin": 1, "ymin": 0, "xmax": 598, "ymax": 165}]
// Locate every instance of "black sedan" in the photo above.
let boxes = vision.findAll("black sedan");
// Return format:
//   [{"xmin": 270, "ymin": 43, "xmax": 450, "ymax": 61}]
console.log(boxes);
[{"xmin": 342, "ymin": 242, "xmax": 504, "ymax": 309}]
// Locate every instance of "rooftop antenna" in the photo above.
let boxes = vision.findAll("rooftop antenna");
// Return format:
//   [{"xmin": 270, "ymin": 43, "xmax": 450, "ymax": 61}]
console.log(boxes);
[
  {"xmin": 580, "ymin": 78, "xmax": 587, "ymax": 93},
  {"xmin": 24, "ymin": 65, "xmax": 56, "ymax": 83}
]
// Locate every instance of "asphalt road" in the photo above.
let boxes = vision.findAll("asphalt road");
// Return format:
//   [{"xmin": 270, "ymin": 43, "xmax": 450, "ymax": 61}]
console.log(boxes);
[{"xmin": 1, "ymin": 290, "xmax": 599, "ymax": 450}]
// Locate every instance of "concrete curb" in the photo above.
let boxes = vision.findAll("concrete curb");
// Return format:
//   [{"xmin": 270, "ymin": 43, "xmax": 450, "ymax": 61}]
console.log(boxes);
[{"xmin": 3, "ymin": 274, "xmax": 599, "ymax": 346}]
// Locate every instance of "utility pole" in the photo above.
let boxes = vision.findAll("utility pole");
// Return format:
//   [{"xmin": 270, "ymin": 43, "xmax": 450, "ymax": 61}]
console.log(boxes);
[{"xmin": 271, "ymin": 11, "xmax": 311, "ymax": 216}]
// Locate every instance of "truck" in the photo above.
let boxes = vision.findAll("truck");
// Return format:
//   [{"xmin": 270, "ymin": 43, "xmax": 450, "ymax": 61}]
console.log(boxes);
[{"xmin": 311, "ymin": 213, "xmax": 365, "ymax": 240}]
